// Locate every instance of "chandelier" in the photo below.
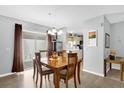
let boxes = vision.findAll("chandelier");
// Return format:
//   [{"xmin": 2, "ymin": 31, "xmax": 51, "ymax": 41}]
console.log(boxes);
[
  {"xmin": 47, "ymin": 11, "xmax": 63, "ymax": 36},
  {"xmin": 48, "ymin": 27, "xmax": 63, "ymax": 36}
]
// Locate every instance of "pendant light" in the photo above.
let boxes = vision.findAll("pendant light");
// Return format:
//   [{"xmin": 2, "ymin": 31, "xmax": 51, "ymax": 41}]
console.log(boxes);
[{"xmin": 47, "ymin": 11, "xmax": 63, "ymax": 37}]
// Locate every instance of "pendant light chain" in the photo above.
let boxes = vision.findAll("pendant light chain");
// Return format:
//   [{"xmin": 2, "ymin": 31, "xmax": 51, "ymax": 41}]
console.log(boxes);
[
  {"xmin": 54, "ymin": 8, "xmax": 56, "ymax": 28},
  {"xmin": 48, "ymin": 7, "xmax": 63, "ymax": 36}
]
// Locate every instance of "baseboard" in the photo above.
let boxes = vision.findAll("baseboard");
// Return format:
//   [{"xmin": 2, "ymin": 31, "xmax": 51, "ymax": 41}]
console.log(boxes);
[
  {"xmin": 0, "ymin": 73, "xmax": 14, "ymax": 78},
  {"xmin": 82, "ymin": 69, "xmax": 104, "ymax": 77}
]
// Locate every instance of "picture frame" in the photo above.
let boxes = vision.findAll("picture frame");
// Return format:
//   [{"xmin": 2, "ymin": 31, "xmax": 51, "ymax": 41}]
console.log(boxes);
[
  {"xmin": 88, "ymin": 29, "xmax": 97, "ymax": 47},
  {"xmin": 105, "ymin": 33, "xmax": 110, "ymax": 48}
]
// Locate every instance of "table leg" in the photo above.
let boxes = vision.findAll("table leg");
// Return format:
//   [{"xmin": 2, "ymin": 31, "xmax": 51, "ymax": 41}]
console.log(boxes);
[
  {"xmin": 54, "ymin": 69, "xmax": 60, "ymax": 88},
  {"xmin": 110, "ymin": 63, "xmax": 112, "ymax": 70},
  {"xmin": 104, "ymin": 60, "xmax": 107, "ymax": 77},
  {"xmin": 77, "ymin": 62, "xmax": 81, "ymax": 84},
  {"xmin": 120, "ymin": 64, "xmax": 123, "ymax": 81}
]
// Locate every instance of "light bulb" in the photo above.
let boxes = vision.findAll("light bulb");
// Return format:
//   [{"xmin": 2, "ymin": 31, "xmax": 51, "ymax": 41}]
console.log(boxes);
[
  {"xmin": 52, "ymin": 28, "xmax": 57, "ymax": 33},
  {"xmin": 48, "ymin": 30, "xmax": 52, "ymax": 34},
  {"xmin": 58, "ymin": 29, "xmax": 63, "ymax": 35},
  {"xmin": 51, "ymin": 32, "xmax": 55, "ymax": 35}
]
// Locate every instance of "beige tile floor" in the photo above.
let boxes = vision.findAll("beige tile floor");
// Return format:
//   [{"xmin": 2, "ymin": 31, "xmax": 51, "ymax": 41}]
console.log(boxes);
[{"xmin": 1, "ymin": 69, "xmax": 124, "ymax": 88}]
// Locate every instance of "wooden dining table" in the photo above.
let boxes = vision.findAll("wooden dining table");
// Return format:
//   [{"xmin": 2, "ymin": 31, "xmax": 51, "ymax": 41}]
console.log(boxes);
[{"xmin": 40, "ymin": 56, "xmax": 82, "ymax": 88}]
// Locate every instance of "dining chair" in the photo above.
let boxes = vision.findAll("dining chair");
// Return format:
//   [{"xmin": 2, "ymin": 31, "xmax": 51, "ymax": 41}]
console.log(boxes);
[
  {"xmin": 60, "ymin": 53, "xmax": 77, "ymax": 88},
  {"xmin": 39, "ymin": 50, "xmax": 48, "ymax": 57},
  {"xmin": 62, "ymin": 50, "xmax": 66, "ymax": 58},
  {"xmin": 33, "ymin": 52, "xmax": 53, "ymax": 88},
  {"xmin": 33, "ymin": 52, "xmax": 41, "ymax": 81}
]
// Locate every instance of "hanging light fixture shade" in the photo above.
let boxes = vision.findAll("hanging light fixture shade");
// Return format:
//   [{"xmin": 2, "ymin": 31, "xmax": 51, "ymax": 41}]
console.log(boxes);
[
  {"xmin": 47, "ymin": 27, "xmax": 63, "ymax": 35},
  {"xmin": 48, "ymin": 29, "xmax": 55, "ymax": 35},
  {"xmin": 52, "ymin": 27, "xmax": 57, "ymax": 33},
  {"xmin": 57, "ymin": 29, "xmax": 63, "ymax": 35},
  {"xmin": 47, "ymin": 12, "xmax": 63, "ymax": 36}
]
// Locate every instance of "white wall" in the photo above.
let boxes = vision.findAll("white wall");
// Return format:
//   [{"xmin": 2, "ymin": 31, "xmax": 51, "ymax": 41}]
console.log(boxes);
[
  {"xmin": 104, "ymin": 16, "xmax": 111, "ymax": 58},
  {"xmin": 111, "ymin": 22, "xmax": 124, "ymax": 57},
  {"xmin": 111, "ymin": 21, "xmax": 124, "ymax": 69},
  {"xmin": 104, "ymin": 16, "xmax": 111, "ymax": 71},
  {"xmin": 58, "ymin": 27, "xmax": 67, "ymax": 50},
  {"xmin": 0, "ymin": 15, "xmax": 49, "ymax": 75},
  {"xmin": 82, "ymin": 16, "xmax": 104, "ymax": 76}
]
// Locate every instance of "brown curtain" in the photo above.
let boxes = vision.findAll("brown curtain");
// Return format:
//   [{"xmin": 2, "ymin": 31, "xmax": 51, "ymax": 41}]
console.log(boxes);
[{"xmin": 12, "ymin": 24, "xmax": 24, "ymax": 72}]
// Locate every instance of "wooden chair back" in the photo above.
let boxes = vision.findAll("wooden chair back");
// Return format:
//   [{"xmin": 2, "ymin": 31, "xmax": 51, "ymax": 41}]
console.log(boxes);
[
  {"xmin": 39, "ymin": 50, "xmax": 48, "ymax": 58},
  {"xmin": 35, "ymin": 52, "xmax": 41, "ymax": 61},
  {"xmin": 67, "ymin": 53, "xmax": 77, "ymax": 79},
  {"xmin": 62, "ymin": 50, "xmax": 66, "ymax": 58},
  {"xmin": 35, "ymin": 52, "xmax": 42, "ymax": 74}
]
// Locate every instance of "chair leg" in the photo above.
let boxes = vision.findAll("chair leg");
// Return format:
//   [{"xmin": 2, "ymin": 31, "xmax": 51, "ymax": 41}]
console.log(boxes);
[
  {"xmin": 53, "ymin": 74, "xmax": 55, "ymax": 85},
  {"xmin": 65, "ymin": 79, "xmax": 68, "ymax": 88},
  {"xmin": 74, "ymin": 74, "xmax": 77, "ymax": 88},
  {"xmin": 48, "ymin": 74, "xmax": 50, "ymax": 81},
  {"xmin": 77, "ymin": 62, "xmax": 81, "ymax": 84},
  {"xmin": 40, "ymin": 74, "xmax": 42, "ymax": 88},
  {"xmin": 64, "ymin": 80, "xmax": 66, "ymax": 84},
  {"xmin": 33, "ymin": 63, "xmax": 36, "ymax": 79},
  {"xmin": 36, "ymin": 69, "xmax": 39, "ymax": 85},
  {"xmin": 45, "ymin": 75, "xmax": 46, "ymax": 79}
]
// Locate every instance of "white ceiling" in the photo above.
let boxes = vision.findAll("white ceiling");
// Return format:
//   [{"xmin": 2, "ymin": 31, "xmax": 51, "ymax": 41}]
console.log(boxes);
[
  {"xmin": 0, "ymin": 5, "xmax": 124, "ymax": 30},
  {"xmin": 106, "ymin": 12, "xmax": 124, "ymax": 24}
]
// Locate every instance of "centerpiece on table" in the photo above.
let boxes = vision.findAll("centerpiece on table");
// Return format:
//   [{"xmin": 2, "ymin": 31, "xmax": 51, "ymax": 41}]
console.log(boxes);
[{"xmin": 52, "ymin": 52, "xmax": 58, "ymax": 60}]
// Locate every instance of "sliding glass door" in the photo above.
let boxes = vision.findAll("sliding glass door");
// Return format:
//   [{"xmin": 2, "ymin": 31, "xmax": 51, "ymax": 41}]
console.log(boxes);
[{"xmin": 22, "ymin": 32, "xmax": 47, "ymax": 70}]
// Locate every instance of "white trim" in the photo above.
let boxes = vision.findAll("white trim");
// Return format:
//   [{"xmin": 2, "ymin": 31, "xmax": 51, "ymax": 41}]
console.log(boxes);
[
  {"xmin": 82, "ymin": 69, "xmax": 104, "ymax": 77},
  {"xmin": 0, "ymin": 73, "xmax": 14, "ymax": 78}
]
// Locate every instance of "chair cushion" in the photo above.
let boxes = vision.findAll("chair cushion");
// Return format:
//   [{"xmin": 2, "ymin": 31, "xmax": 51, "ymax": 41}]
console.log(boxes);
[
  {"xmin": 42, "ymin": 67, "xmax": 53, "ymax": 75},
  {"xmin": 60, "ymin": 69, "xmax": 67, "ymax": 75},
  {"xmin": 60, "ymin": 69, "xmax": 67, "ymax": 80},
  {"xmin": 42, "ymin": 67, "xmax": 50, "ymax": 71}
]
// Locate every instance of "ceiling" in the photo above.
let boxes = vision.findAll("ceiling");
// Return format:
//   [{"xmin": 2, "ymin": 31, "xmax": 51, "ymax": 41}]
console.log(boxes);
[
  {"xmin": 0, "ymin": 5, "xmax": 124, "ymax": 31},
  {"xmin": 106, "ymin": 12, "xmax": 124, "ymax": 24}
]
